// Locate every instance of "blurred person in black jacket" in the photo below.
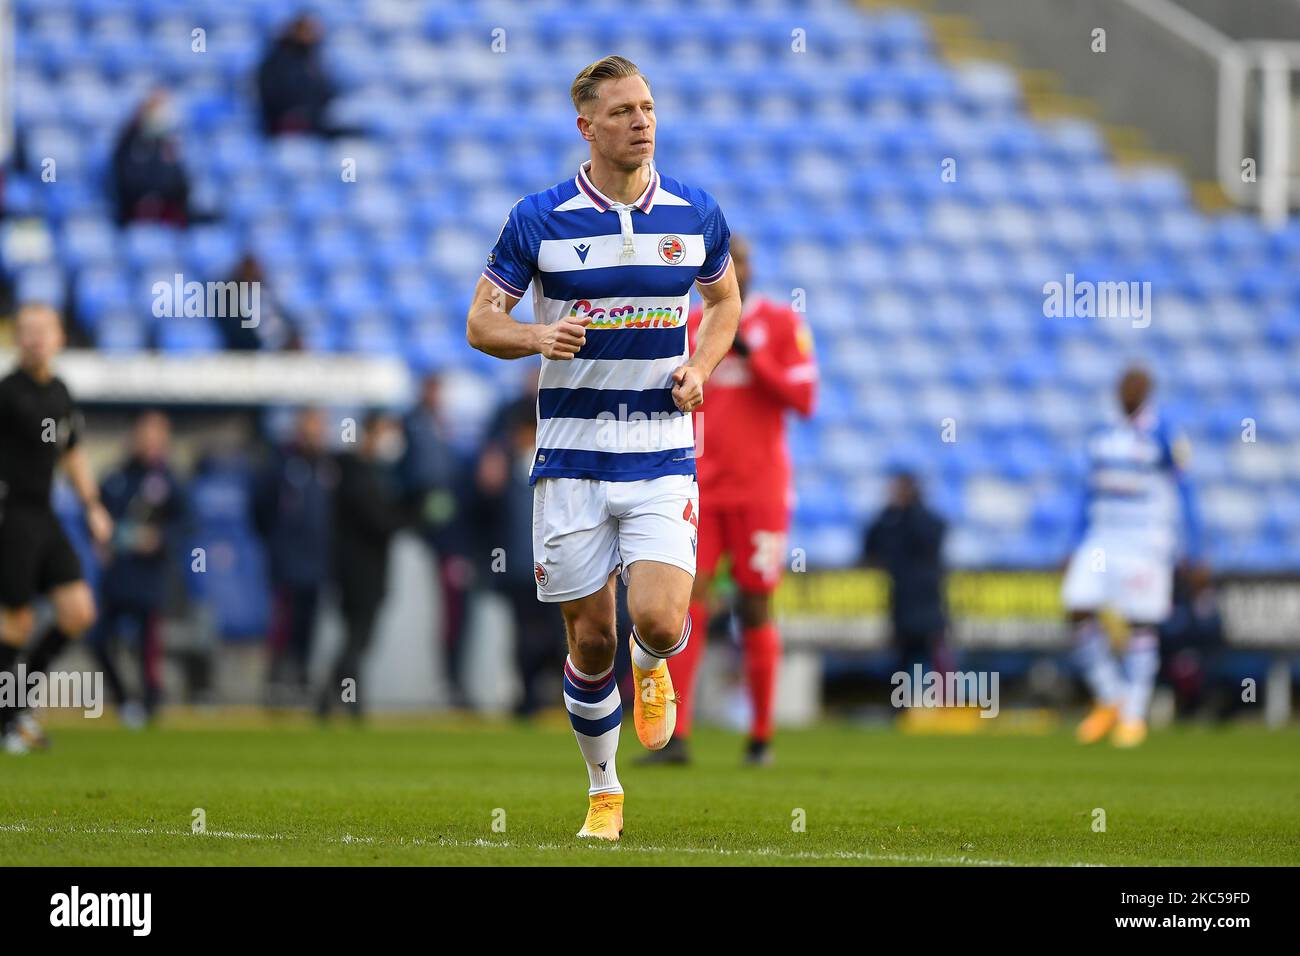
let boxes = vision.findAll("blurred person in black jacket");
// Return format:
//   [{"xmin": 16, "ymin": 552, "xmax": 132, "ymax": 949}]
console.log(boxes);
[
  {"xmin": 400, "ymin": 373, "xmax": 478, "ymax": 709},
  {"xmin": 110, "ymin": 90, "xmax": 192, "ymax": 227},
  {"xmin": 254, "ymin": 408, "xmax": 337, "ymax": 703},
  {"xmin": 477, "ymin": 401, "xmax": 565, "ymax": 718},
  {"xmin": 92, "ymin": 411, "xmax": 184, "ymax": 726},
  {"xmin": 320, "ymin": 412, "xmax": 409, "ymax": 719},
  {"xmin": 257, "ymin": 14, "xmax": 343, "ymax": 138},
  {"xmin": 1160, "ymin": 563, "xmax": 1229, "ymax": 719},
  {"xmin": 861, "ymin": 470, "xmax": 950, "ymax": 674},
  {"xmin": 214, "ymin": 254, "xmax": 301, "ymax": 352},
  {"xmin": 483, "ymin": 367, "xmax": 540, "ymax": 449}
]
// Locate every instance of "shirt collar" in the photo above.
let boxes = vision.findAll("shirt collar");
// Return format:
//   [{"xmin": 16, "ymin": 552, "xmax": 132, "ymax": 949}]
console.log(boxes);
[{"xmin": 576, "ymin": 161, "xmax": 659, "ymax": 214}]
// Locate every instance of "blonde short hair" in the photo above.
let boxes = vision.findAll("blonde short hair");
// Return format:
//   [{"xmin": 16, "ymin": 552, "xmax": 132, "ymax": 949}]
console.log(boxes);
[{"xmin": 570, "ymin": 55, "xmax": 649, "ymax": 113}]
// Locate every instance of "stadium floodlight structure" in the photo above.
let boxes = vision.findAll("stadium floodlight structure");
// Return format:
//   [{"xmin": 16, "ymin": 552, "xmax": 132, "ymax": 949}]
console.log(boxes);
[
  {"xmin": 1219, "ymin": 40, "xmax": 1300, "ymax": 228},
  {"xmin": 930, "ymin": 0, "xmax": 1300, "ymax": 225},
  {"xmin": 0, "ymin": 0, "xmax": 12, "ymax": 166}
]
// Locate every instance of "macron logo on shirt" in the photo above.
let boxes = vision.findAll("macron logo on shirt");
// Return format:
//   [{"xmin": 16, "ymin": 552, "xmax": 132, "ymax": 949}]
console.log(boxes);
[{"xmin": 574, "ymin": 242, "xmax": 591, "ymax": 264}]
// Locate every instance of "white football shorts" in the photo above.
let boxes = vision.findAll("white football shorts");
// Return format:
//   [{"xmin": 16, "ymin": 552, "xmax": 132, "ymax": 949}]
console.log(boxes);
[
  {"xmin": 1060, "ymin": 536, "xmax": 1174, "ymax": 624},
  {"xmin": 531, "ymin": 474, "xmax": 699, "ymax": 603}
]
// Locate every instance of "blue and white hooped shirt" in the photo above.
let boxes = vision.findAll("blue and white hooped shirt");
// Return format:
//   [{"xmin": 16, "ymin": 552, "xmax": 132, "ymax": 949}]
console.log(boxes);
[
  {"xmin": 482, "ymin": 161, "xmax": 731, "ymax": 485},
  {"xmin": 1072, "ymin": 404, "xmax": 1203, "ymax": 560}
]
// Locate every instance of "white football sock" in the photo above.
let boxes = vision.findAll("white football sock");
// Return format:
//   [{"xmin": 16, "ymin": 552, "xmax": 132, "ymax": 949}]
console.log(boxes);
[
  {"xmin": 1073, "ymin": 617, "xmax": 1124, "ymax": 705},
  {"xmin": 1121, "ymin": 628, "xmax": 1160, "ymax": 723},
  {"xmin": 630, "ymin": 619, "xmax": 690, "ymax": 671},
  {"xmin": 562, "ymin": 657, "xmax": 622, "ymax": 795}
]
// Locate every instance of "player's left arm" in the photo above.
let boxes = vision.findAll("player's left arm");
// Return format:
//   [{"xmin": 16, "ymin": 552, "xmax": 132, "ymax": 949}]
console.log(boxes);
[
  {"xmin": 740, "ymin": 310, "xmax": 818, "ymax": 417},
  {"xmin": 62, "ymin": 445, "xmax": 114, "ymax": 546},
  {"xmin": 1164, "ymin": 427, "xmax": 1205, "ymax": 568},
  {"xmin": 673, "ymin": 263, "xmax": 740, "ymax": 412},
  {"xmin": 673, "ymin": 195, "xmax": 740, "ymax": 412}
]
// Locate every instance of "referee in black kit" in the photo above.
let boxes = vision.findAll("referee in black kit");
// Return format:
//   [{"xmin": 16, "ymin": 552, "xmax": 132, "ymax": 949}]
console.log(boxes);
[{"xmin": 0, "ymin": 304, "xmax": 113, "ymax": 753}]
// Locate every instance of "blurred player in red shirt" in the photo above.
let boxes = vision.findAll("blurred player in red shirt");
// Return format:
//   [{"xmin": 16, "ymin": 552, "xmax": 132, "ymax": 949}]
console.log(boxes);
[{"xmin": 648, "ymin": 236, "xmax": 817, "ymax": 765}]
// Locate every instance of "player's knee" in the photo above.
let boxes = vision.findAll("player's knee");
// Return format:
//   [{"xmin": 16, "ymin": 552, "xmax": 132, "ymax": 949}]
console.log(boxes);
[
  {"xmin": 737, "ymin": 592, "xmax": 771, "ymax": 629},
  {"xmin": 0, "ymin": 607, "xmax": 35, "ymax": 646},
  {"xmin": 632, "ymin": 608, "xmax": 685, "ymax": 651},
  {"xmin": 56, "ymin": 593, "xmax": 96, "ymax": 638},
  {"xmin": 568, "ymin": 623, "xmax": 615, "ymax": 666}
]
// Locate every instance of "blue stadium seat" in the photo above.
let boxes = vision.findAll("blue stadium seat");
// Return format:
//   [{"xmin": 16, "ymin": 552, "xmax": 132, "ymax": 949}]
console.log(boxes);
[
  {"xmin": 14, "ymin": 265, "xmax": 67, "ymax": 307},
  {"xmin": 157, "ymin": 317, "xmax": 222, "ymax": 354},
  {"xmin": 122, "ymin": 223, "xmax": 184, "ymax": 271},
  {"xmin": 95, "ymin": 311, "xmax": 150, "ymax": 352},
  {"xmin": 12, "ymin": 0, "xmax": 1300, "ymax": 573},
  {"xmin": 74, "ymin": 266, "xmax": 131, "ymax": 329}
]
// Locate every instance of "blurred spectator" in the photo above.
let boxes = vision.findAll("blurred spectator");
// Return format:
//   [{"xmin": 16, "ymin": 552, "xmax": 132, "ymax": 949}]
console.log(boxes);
[
  {"xmin": 400, "ymin": 373, "xmax": 479, "ymax": 709},
  {"xmin": 321, "ymin": 412, "xmax": 410, "ymax": 718},
  {"xmin": 1160, "ymin": 563, "xmax": 1229, "ymax": 719},
  {"xmin": 110, "ymin": 90, "xmax": 192, "ymax": 227},
  {"xmin": 478, "ymin": 400, "xmax": 564, "ymax": 718},
  {"xmin": 254, "ymin": 408, "xmax": 337, "ymax": 704},
  {"xmin": 215, "ymin": 254, "xmax": 301, "ymax": 351},
  {"xmin": 861, "ymin": 470, "xmax": 950, "ymax": 674},
  {"xmin": 484, "ymin": 367, "xmax": 540, "ymax": 442},
  {"xmin": 91, "ymin": 410, "xmax": 184, "ymax": 725},
  {"xmin": 257, "ymin": 14, "xmax": 344, "ymax": 138}
]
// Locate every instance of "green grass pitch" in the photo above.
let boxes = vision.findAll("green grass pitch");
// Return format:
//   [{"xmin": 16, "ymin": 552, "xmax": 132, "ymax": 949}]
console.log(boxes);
[{"xmin": 2, "ymin": 718, "xmax": 1297, "ymax": 866}]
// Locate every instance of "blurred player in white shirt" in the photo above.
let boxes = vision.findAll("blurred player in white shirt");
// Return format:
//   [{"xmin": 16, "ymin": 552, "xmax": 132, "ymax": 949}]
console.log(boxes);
[{"xmin": 1061, "ymin": 366, "xmax": 1206, "ymax": 747}]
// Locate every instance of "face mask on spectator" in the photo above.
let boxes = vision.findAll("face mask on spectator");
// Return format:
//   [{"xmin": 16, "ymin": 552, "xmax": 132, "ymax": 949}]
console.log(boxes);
[
  {"xmin": 142, "ymin": 102, "xmax": 177, "ymax": 138},
  {"xmin": 373, "ymin": 430, "xmax": 406, "ymax": 464}
]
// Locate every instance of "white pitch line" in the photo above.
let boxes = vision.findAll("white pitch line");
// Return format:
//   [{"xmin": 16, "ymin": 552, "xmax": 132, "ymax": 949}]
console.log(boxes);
[
  {"xmin": 0, "ymin": 823, "xmax": 1102, "ymax": 867},
  {"xmin": 425, "ymin": 835, "xmax": 1102, "ymax": 867},
  {"xmin": 0, "ymin": 823, "xmax": 284, "ymax": 841}
]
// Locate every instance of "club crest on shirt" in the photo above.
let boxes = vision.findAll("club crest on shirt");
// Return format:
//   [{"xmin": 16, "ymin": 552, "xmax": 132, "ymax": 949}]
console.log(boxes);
[{"xmin": 658, "ymin": 235, "xmax": 686, "ymax": 265}]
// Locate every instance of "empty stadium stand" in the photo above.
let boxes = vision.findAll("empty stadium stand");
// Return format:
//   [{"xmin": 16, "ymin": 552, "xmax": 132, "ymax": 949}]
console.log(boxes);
[{"xmin": 6, "ymin": 0, "xmax": 1299, "ymax": 578}]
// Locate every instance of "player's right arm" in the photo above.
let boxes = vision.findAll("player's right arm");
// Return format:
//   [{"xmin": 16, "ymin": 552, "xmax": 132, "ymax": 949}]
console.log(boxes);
[
  {"xmin": 467, "ymin": 198, "xmax": 592, "ymax": 360},
  {"xmin": 465, "ymin": 277, "xmax": 590, "ymax": 360}
]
